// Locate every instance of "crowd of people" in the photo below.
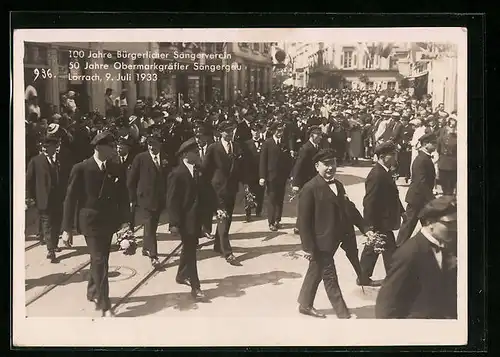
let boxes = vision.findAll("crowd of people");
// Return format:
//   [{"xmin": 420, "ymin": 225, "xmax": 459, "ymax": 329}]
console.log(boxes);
[{"xmin": 25, "ymin": 83, "xmax": 458, "ymax": 319}]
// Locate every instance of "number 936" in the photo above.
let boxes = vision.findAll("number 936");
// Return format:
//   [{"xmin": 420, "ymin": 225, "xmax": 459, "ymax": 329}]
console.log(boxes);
[{"xmin": 33, "ymin": 68, "xmax": 53, "ymax": 81}]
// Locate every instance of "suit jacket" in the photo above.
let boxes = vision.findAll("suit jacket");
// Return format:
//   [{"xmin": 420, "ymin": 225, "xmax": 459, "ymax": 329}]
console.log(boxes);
[
  {"xmin": 436, "ymin": 129, "xmax": 457, "ymax": 171},
  {"xmin": 375, "ymin": 232, "xmax": 457, "ymax": 319},
  {"xmin": 167, "ymin": 163, "xmax": 202, "ymax": 238},
  {"xmin": 234, "ymin": 120, "xmax": 252, "ymax": 142},
  {"xmin": 259, "ymin": 137, "xmax": 293, "ymax": 184},
  {"xmin": 242, "ymin": 138, "xmax": 263, "ymax": 184},
  {"xmin": 390, "ymin": 121, "xmax": 404, "ymax": 145},
  {"xmin": 62, "ymin": 157, "xmax": 128, "ymax": 236},
  {"xmin": 298, "ymin": 175, "xmax": 368, "ymax": 254},
  {"xmin": 26, "ymin": 153, "xmax": 72, "ymax": 210},
  {"xmin": 291, "ymin": 140, "xmax": 319, "ymax": 188},
  {"xmin": 363, "ymin": 163, "xmax": 404, "ymax": 232},
  {"xmin": 405, "ymin": 151, "xmax": 436, "ymax": 207},
  {"xmin": 202, "ymin": 141, "xmax": 244, "ymax": 208},
  {"xmin": 127, "ymin": 151, "xmax": 170, "ymax": 211}
]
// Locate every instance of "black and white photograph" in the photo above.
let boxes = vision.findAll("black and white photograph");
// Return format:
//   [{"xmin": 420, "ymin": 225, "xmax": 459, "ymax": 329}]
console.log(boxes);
[{"xmin": 13, "ymin": 28, "xmax": 467, "ymax": 347}]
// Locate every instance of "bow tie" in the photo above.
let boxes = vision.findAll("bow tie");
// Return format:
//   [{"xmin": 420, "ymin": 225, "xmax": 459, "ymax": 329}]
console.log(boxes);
[
  {"xmin": 326, "ymin": 180, "xmax": 336, "ymax": 185},
  {"xmin": 430, "ymin": 242, "xmax": 445, "ymax": 252}
]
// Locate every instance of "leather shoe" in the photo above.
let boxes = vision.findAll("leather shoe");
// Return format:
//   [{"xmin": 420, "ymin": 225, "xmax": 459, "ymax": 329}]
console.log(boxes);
[
  {"xmin": 54, "ymin": 246, "xmax": 62, "ymax": 253},
  {"xmin": 293, "ymin": 228, "xmax": 300, "ymax": 235},
  {"xmin": 245, "ymin": 215, "xmax": 252, "ymax": 223},
  {"xmin": 356, "ymin": 278, "xmax": 382, "ymax": 287},
  {"xmin": 150, "ymin": 257, "xmax": 161, "ymax": 268},
  {"xmin": 102, "ymin": 310, "xmax": 116, "ymax": 317},
  {"xmin": 46, "ymin": 252, "xmax": 59, "ymax": 264},
  {"xmin": 269, "ymin": 224, "xmax": 278, "ymax": 232},
  {"xmin": 275, "ymin": 222, "xmax": 282, "ymax": 229},
  {"xmin": 299, "ymin": 306, "xmax": 326, "ymax": 318},
  {"xmin": 176, "ymin": 278, "xmax": 191, "ymax": 287},
  {"xmin": 191, "ymin": 288, "xmax": 206, "ymax": 299},
  {"xmin": 225, "ymin": 254, "xmax": 241, "ymax": 266}
]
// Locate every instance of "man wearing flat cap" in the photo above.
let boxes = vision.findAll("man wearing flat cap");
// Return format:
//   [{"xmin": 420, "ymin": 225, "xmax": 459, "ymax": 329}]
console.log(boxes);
[
  {"xmin": 396, "ymin": 132, "xmax": 437, "ymax": 247},
  {"xmin": 61, "ymin": 131, "xmax": 129, "ymax": 317},
  {"xmin": 127, "ymin": 132, "xmax": 170, "ymax": 268},
  {"xmin": 202, "ymin": 120, "xmax": 243, "ymax": 266},
  {"xmin": 359, "ymin": 141, "xmax": 406, "ymax": 287},
  {"xmin": 376, "ymin": 196, "xmax": 457, "ymax": 319},
  {"xmin": 167, "ymin": 138, "xmax": 206, "ymax": 300},
  {"xmin": 259, "ymin": 121, "xmax": 293, "ymax": 232},
  {"xmin": 27, "ymin": 135, "xmax": 71, "ymax": 263},
  {"xmin": 241, "ymin": 122, "xmax": 266, "ymax": 222},
  {"xmin": 297, "ymin": 149, "xmax": 373, "ymax": 319},
  {"xmin": 290, "ymin": 125, "xmax": 322, "ymax": 234}
]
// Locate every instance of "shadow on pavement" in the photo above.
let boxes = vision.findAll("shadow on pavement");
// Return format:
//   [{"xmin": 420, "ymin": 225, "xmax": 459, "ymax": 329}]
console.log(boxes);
[
  {"xmin": 229, "ymin": 231, "xmax": 285, "ymax": 241},
  {"xmin": 56, "ymin": 246, "xmax": 89, "ymax": 262},
  {"xmin": 114, "ymin": 270, "xmax": 302, "ymax": 317},
  {"xmin": 317, "ymin": 304, "xmax": 376, "ymax": 319},
  {"xmin": 26, "ymin": 268, "xmax": 91, "ymax": 291}
]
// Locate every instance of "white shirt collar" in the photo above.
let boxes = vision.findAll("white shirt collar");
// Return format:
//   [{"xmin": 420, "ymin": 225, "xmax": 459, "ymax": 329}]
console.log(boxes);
[
  {"xmin": 93, "ymin": 154, "xmax": 106, "ymax": 170},
  {"xmin": 378, "ymin": 162, "xmax": 390, "ymax": 172},
  {"xmin": 421, "ymin": 227, "xmax": 446, "ymax": 249},
  {"xmin": 183, "ymin": 160, "xmax": 195, "ymax": 177},
  {"xmin": 221, "ymin": 138, "xmax": 232, "ymax": 152},
  {"xmin": 149, "ymin": 151, "xmax": 160, "ymax": 161},
  {"xmin": 120, "ymin": 154, "xmax": 129, "ymax": 162},
  {"xmin": 273, "ymin": 135, "xmax": 281, "ymax": 144},
  {"xmin": 309, "ymin": 138, "xmax": 317, "ymax": 148}
]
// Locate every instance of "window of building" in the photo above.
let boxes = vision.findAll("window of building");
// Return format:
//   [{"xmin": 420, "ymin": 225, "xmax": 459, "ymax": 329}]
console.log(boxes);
[
  {"xmin": 342, "ymin": 50, "xmax": 353, "ymax": 68},
  {"xmin": 365, "ymin": 56, "xmax": 373, "ymax": 69},
  {"xmin": 215, "ymin": 43, "xmax": 224, "ymax": 52},
  {"xmin": 24, "ymin": 44, "xmax": 48, "ymax": 65},
  {"xmin": 390, "ymin": 58, "xmax": 398, "ymax": 70},
  {"xmin": 387, "ymin": 81, "xmax": 396, "ymax": 90}
]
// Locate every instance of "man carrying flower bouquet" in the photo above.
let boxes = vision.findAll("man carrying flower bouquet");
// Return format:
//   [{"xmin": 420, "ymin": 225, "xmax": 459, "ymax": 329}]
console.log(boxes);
[
  {"xmin": 297, "ymin": 149, "xmax": 372, "ymax": 319},
  {"xmin": 359, "ymin": 142, "xmax": 406, "ymax": 287}
]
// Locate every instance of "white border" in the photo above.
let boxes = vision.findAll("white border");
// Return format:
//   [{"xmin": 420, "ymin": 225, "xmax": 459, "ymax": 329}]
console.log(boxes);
[{"xmin": 13, "ymin": 28, "xmax": 468, "ymax": 347}]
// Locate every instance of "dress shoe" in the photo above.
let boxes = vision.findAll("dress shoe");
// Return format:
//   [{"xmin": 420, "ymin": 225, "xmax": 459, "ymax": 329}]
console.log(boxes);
[
  {"xmin": 102, "ymin": 310, "xmax": 116, "ymax": 317},
  {"xmin": 204, "ymin": 232, "xmax": 215, "ymax": 240},
  {"xmin": 245, "ymin": 215, "xmax": 252, "ymax": 223},
  {"xmin": 356, "ymin": 277, "xmax": 382, "ymax": 287},
  {"xmin": 293, "ymin": 228, "xmax": 300, "ymax": 235},
  {"xmin": 269, "ymin": 224, "xmax": 278, "ymax": 232},
  {"xmin": 150, "ymin": 257, "xmax": 161, "ymax": 268},
  {"xmin": 225, "ymin": 254, "xmax": 240, "ymax": 266},
  {"xmin": 176, "ymin": 278, "xmax": 191, "ymax": 287},
  {"xmin": 275, "ymin": 222, "xmax": 282, "ymax": 229},
  {"xmin": 46, "ymin": 251, "xmax": 58, "ymax": 264},
  {"xmin": 191, "ymin": 288, "xmax": 206, "ymax": 299},
  {"xmin": 299, "ymin": 306, "xmax": 326, "ymax": 318},
  {"xmin": 54, "ymin": 246, "xmax": 62, "ymax": 253}
]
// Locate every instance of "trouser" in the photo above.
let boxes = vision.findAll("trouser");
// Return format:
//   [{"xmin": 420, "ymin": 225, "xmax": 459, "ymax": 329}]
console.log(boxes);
[
  {"xmin": 214, "ymin": 195, "xmax": 236, "ymax": 258},
  {"xmin": 142, "ymin": 208, "xmax": 161, "ymax": 257},
  {"xmin": 39, "ymin": 206, "xmax": 62, "ymax": 252},
  {"xmin": 359, "ymin": 230, "xmax": 397, "ymax": 279},
  {"xmin": 85, "ymin": 233, "xmax": 113, "ymax": 311},
  {"xmin": 297, "ymin": 251, "xmax": 350, "ymax": 318},
  {"xmin": 396, "ymin": 203, "xmax": 424, "ymax": 247},
  {"xmin": 245, "ymin": 181, "xmax": 264, "ymax": 217},
  {"xmin": 439, "ymin": 169, "xmax": 457, "ymax": 195},
  {"xmin": 267, "ymin": 180, "xmax": 287, "ymax": 226},
  {"xmin": 177, "ymin": 235, "xmax": 201, "ymax": 289}
]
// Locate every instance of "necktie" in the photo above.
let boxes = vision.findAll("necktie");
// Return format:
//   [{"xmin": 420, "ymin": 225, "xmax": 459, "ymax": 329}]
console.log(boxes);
[
  {"xmin": 101, "ymin": 162, "xmax": 106, "ymax": 172},
  {"xmin": 193, "ymin": 166, "xmax": 198, "ymax": 183},
  {"xmin": 227, "ymin": 142, "xmax": 233, "ymax": 155},
  {"xmin": 154, "ymin": 156, "xmax": 160, "ymax": 169}
]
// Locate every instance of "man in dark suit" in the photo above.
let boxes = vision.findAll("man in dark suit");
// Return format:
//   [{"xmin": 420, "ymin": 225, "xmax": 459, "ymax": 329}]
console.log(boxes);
[
  {"xmin": 291, "ymin": 125, "xmax": 322, "ymax": 234},
  {"xmin": 241, "ymin": 122, "xmax": 265, "ymax": 222},
  {"xmin": 297, "ymin": 149, "xmax": 373, "ymax": 319},
  {"xmin": 396, "ymin": 133, "xmax": 437, "ymax": 247},
  {"xmin": 202, "ymin": 121, "xmax": 244, "ymax": 266},
  {"xmin": 359, "ymin": 142, "xmax": 405, "ymax": 286},
  {"xmin": 110, "ymin": 136, "xmax": 135, "ymax": 227},
  {"xmin": 259, "ymin": 121, "xmax": 293, "ymax": 232},
  {"xmin": 376, "ymin": 196, "xmax": 457, "ymax": 319},
  {"xmin": 127, "ymin": 131, "xmax": 170, "ymax": 268},
  {"xmin": 26, "ymin": 135, "xmax": 71, "ymax": 262},
  {"xmin": 233, "ymin": 113, "xmax": 253, "ymax": 143},
  {"xmin": 167, "ymin": 138, "xmax": 206, "ymax": 299},
  {"xmin": 61, "ymin": 132, "xmax": 128, "ymax": 317}
]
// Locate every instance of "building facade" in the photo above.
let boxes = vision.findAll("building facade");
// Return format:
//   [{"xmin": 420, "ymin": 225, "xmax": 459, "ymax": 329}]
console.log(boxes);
[{"xmin": 23, "ymin": 41, "xmax": 273, "ymax": 118}]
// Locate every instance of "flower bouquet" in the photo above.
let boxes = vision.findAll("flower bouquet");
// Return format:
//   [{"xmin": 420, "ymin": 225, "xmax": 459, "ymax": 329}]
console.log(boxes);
[
  {"xmin": 244, "ymin": 186, "xmax": 257, "ymax": 211},
  {"xmin": 116, "ymin": 228, "xmax": 137, "ymax": 255},
  {"xmin": 363, "ymin": 231, "xmax": 387, "ymax": 254},
  {"xmin": 216, "ymin": 209, "xmax": 229, "ymax": 224}
]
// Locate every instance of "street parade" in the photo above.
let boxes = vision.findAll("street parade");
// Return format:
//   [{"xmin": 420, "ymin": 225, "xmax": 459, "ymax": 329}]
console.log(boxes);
[{"xmin": 24, "ymin": 40, "xmax": 459, "ymax": 320}]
